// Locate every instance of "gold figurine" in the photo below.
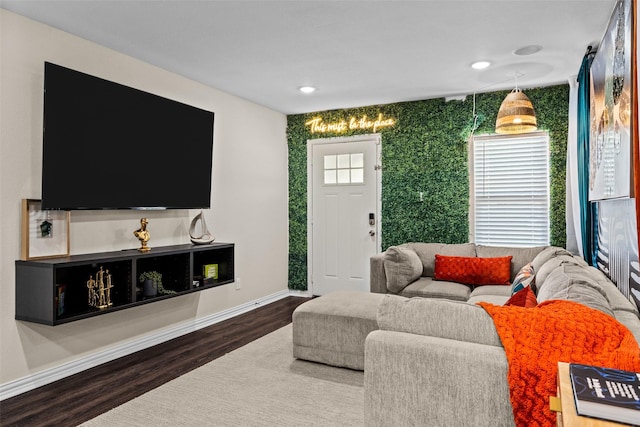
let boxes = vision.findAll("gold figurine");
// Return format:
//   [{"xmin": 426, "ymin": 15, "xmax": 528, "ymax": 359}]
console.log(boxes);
[
  {"xmin": 87, "ymin": 275, "xmax": 97, "ymax": 307},
  {"xmin": 87, "ymin": 266, "xmax": 113, "ymax": 310},
  {"xmin": 97, "ymin": 267, "xmax": 107, "ymax": 308},
  {"xmin": 134, "ymin": 218, "xmax": 151, "ymax": 252}
]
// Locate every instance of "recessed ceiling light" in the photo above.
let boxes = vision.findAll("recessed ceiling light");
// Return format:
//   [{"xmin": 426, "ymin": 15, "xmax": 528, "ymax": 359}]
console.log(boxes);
[
  {"xmin": 471, "ymin": 61, "xmax": 491, "ymax": 70},
  {"xmin": 514, "ymin": 45, "xmax": 542, "ymax": 56},
  {"xmin": 299, "ymin": 86, "xmax": 317, "ymax": 94}
]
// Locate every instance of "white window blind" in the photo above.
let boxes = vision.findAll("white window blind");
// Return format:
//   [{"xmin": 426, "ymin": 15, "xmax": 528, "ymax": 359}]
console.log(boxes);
[{"xmin": 472, "ymin": 132, "xmax": 550, "ymax": 247}]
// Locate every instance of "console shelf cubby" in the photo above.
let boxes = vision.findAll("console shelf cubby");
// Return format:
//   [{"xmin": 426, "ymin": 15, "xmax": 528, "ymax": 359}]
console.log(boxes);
[{"xmin": 15, "ymin": 243, "xmax": 234, "ymax": 325}]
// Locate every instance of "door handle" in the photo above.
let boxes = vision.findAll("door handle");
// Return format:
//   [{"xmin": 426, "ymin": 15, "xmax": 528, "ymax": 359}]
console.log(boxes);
[{"xmin": 369, "ymin": 230, "xmax": 376, "ymax": 237}]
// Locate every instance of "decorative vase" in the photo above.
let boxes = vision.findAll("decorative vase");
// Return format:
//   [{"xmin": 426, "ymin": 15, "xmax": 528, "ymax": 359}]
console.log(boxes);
[
  {"xmin": 189, "ymin": 210, "xmax": 215, "ymax": 245},
  {"xmin": 143, "ymin": 279, "xmax": 157, "ymax": 297}
]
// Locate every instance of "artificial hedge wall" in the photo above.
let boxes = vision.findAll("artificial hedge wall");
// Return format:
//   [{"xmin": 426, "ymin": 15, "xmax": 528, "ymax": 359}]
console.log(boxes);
[{"xmin": 287, "ymin": 84, "xmax": 569, "ymax": 291}]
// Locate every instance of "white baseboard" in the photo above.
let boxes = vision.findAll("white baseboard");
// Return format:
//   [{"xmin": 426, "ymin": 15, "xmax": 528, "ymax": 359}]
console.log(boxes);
[
  {"xmin": 0, "ymin": 289, "xmax": 292, "ymax": 401},
  {"xmin": 287, "ymin": 289, "xmax": 311, "ymax": 298}
]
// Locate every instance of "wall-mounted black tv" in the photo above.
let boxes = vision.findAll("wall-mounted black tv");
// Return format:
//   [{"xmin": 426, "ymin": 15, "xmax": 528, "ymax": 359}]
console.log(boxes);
[{"xmin": 41, "ymin": 62, "xmax": 214, "ymax": 210}]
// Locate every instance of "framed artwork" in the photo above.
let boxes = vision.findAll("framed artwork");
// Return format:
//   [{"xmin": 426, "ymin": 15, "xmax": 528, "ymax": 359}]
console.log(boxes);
[
  {"xmin": 21, "ymin": 199, "xmax": 70, "ymax": 260},
  {"xmin": 588, "ymin": 0, "xmax": 633, "ymax": 201}
]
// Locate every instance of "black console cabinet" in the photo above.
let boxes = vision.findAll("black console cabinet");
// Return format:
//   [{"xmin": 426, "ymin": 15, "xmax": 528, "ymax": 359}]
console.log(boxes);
[{"xmin": 15, "ymin": 243, "xmax": 234, "ymax": 325}]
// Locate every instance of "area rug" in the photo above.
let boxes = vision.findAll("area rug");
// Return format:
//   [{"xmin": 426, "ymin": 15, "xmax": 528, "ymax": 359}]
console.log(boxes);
[{"xmin": 80, "ymin": 324, "xmax": 364, "ymax": 426}]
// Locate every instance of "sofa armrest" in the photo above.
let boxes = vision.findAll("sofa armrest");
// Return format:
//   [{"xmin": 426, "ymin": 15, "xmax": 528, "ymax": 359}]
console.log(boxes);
[
  {"xmin": 370, "ymin": 252, "xmax": 388, "ymax": 294},
  {"xmin": 364, "ymin": 331, "xmax": 515, "ymax": 427}
]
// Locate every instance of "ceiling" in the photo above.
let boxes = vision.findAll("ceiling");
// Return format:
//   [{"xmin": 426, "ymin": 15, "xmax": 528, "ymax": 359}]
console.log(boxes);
[{"xmin": 1, "ymin": 0, "xmax": 616, "ymax": 114}]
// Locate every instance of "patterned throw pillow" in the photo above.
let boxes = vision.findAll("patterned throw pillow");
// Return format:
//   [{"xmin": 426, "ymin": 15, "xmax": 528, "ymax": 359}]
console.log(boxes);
[
  {"xmin": 433, "ymin": 255, "xmax": 512, "ymax": 286},
  {"xmin": 504, "ymin": 286, "xmax": 538, "ymax": 308},
  {"xmin": 511, "ymin": 262, "xmax": 536, "ymax": 295}
]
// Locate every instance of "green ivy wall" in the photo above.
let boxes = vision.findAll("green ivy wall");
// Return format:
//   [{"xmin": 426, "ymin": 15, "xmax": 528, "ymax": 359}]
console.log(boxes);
[{"xmin": 287, "ymin": 84, "xmax": 569, "ymax": 291}]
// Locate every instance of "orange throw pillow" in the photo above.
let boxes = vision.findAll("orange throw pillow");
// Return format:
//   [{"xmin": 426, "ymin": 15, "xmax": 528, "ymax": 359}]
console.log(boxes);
[
  {"xmin": 504, "ymin": 286, "xmax": 538, "ymax": 308},
  {"xmin": 434, "ymin": 254, "xmax": 512, "ymax": 286}
]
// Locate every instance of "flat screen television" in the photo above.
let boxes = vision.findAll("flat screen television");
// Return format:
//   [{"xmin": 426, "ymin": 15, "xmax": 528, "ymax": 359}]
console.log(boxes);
[{"xmin": 41, "ymin": 62, "xmax": 215, "ymax": 210}]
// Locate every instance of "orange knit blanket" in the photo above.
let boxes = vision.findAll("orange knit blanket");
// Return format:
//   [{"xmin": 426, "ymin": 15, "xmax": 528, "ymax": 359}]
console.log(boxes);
[{"xmin": 478, "ymin": 300, "xmax": 640, "ymax": 427}]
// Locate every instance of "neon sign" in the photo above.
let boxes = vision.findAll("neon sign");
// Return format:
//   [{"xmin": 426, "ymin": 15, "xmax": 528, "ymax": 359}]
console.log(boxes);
[{"xmin": 305, "ymin": 113, "xmax": 396, "ymax": 134}]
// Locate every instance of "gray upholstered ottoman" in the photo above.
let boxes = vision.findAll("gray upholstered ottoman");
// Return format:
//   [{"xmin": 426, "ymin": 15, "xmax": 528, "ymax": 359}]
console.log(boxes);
[{"xmin": 292, "ymin": 290, "xmax": 383, "ymax": 370}]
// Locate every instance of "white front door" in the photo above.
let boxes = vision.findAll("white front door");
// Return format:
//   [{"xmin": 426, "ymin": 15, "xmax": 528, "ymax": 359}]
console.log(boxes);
[{"xmin": 309, "ymin": 135, "xmax": 380, "ymax": 295}]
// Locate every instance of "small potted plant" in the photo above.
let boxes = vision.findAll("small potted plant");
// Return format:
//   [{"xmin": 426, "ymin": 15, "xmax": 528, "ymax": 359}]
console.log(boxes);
[
  {"xmin": 138, "ymin": 271, "xmax": 177, "ymax": 297},
  {"xmin": 139, "ymin": 271, "xmax": 161, "ymax": 297}
]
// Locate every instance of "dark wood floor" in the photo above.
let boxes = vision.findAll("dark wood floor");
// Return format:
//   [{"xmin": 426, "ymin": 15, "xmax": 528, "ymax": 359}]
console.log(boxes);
[{"xmin": 0, "ymin": 296, "xmax": 309, "ymax": 427}]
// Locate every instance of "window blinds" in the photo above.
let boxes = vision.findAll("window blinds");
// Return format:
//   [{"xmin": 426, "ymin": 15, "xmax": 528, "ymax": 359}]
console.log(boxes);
[{"xmin": 472, "ymin": 132, "xmax": 550, "ymax": 247}]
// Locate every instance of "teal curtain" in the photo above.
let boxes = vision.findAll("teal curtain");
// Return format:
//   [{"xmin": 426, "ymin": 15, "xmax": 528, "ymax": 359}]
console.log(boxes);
[{"xmin": 576, "ymin": 52, "xmax": 598, "ymax": 265}]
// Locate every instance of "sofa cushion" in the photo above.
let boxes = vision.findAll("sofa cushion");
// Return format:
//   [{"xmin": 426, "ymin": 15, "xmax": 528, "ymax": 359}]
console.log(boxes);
[
  {"xmin": 510, "ymin": 262, "xmax": 536, "ymax": 295},
  {"xmin": 377, "ymin": 295, "xmax": 503, "ymax": 347},
  {"xmin": 554, "ymin": 264, "xmax": 640, "ymax": 313},
  {"xmin": 536, "ymin": 265, "xmax": 614, "ymax": 317},
  {"xmin": 605, "ymin": 285, "xmax": 640, "ymax": 316},
  {"xmin": 504, "ymin": 286, "xmax": 538, "ymax": 308},
  {"xmin": 399, "ymin": 277, "xmax": 471, "ymax": 301},
  {"xmin": 469, "ymin": 285, "xmax": 512, "ymax": 298},
  {"xmin": 406, "ymin": 242, "xmax": 476, "ymax": 277},
  {"xmin": 476, "ymin": 245, "xmax": 547, "ymax": 281},
  {"xmin": 530, "ymin": 246, "xmax": 573, "ymax": 272},
  {"xmin": 434, "ymin": 255, "xmax": 512, "ymax": 286},
  {"xmin": 468, "ymin": 285, "xmax": 511, "ymax": 304},
  {"xmin": 535, "ymin": 255, "xmax": 590, "ymax": 295},
  {"xmin": 466, "ymin": 294, "xmax": 510, "ymax": 305},
  {"xmin": 579, "ymin": 266, "xmax": 640, "ymax": 316},
  {"xmin": 383, "ymin": 246, "xmax": 423, "ymax": 293},
  {"xmin": 613, "ymin": 310, "xmax": 640, "ymax": 344}
]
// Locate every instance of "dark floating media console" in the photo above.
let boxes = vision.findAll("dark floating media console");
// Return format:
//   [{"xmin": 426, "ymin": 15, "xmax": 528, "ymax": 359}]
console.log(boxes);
[{"xmin": 15, "ymin": 243, "xmax": 234, "ymax": 325}]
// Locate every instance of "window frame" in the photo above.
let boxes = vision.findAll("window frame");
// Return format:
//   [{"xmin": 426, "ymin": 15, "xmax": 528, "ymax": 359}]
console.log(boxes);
[{"xmin": 469, "ymin": 131, "xmax": 551, "ymax": 247}]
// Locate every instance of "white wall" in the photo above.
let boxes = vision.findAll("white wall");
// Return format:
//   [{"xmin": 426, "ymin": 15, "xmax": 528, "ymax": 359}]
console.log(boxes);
[{"xmin": 0, "ymin": 10, "xmax": 289, "ymax": 389}]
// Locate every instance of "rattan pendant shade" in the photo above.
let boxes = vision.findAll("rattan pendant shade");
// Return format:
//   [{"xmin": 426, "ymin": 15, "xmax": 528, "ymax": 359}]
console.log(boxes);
[{"xmin": 495, "ymin": 88, "xmax": 537, "ymax": 134}]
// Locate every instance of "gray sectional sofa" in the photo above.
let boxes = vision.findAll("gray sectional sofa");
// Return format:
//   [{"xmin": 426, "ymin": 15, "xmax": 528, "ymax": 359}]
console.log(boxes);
[
  {"xmin": 292, "ymin": 243, "xmax": 640, "ymax": 426},
  {"xmin": 365, "ymin": 244, "xmax": 640, "ymax": 426}
]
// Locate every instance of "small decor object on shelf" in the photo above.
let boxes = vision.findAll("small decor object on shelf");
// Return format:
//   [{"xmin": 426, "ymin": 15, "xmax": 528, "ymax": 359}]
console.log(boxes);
[
  {"xmin": 570, "ymin": 362, "xmax": 640, "ymax": 425},
  {"xmin": 21, "ymin": 199, "xmax": 70, "ymax": 260},
  {"xmin": 133, "ymin": 218, "xmax": 151, "ymax": 252},
  {"xmin": 203, "ymin": 263, "xmax": 219, "ymax": 280},
  {"xmin": 139, "ymin": 270, "xmax": 159, "ymax": 297},
  {"xmin": 189, "ymin": 210, "xmax": 214, "ymax": 245},
  {"xmin": 86, "ymin": 266, "xmax": 113, "ymax": 310},
  {"xmin": 138, "ymin": 271, "xmax": 176, "ymax": 297},
  {"xmin": 56, "ymin": 284, "xmax": 66, "ymax": 316}
]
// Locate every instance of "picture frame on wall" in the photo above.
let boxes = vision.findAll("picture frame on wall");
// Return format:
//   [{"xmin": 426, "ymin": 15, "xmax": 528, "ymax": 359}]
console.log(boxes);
[{"xmin": 21, "ymin": 199, "xmax": 70, "ymax": 260}]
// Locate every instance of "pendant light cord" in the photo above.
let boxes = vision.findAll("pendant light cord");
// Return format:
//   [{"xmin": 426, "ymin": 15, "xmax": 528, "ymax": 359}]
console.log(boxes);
[{"xmin": 469, "ymin": 72, "xmax": 526, "ymax": 139}]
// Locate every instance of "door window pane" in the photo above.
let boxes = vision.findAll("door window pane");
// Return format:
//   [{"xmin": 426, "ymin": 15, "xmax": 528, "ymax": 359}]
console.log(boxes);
[
  {"xmin": 324, "ymin": 170, "xmax": 337, "ymax": 184},
  {"xmin": 351, "ymin": 153, "xmax": 364, "ymax": 168},
  {"xmin": 337, "ymin": 169, "xmax": 350, "ymax": 184},
  {"xmin": 324, "ymin": 155, "xmax": 337, "ymax": 170},
  {"xmin": 323, "ymin": 152, "xmax": 365, "ymax": 185},
  {"xmin": 351, "ymin": 168, "xmax": 364, "ymax": 184},
  {"xmin": 337, "ymin": 154, "xmax": 350, "ymax": 169}
]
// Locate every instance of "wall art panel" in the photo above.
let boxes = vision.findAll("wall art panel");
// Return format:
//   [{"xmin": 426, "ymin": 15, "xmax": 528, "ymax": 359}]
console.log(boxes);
[{"xmin": 589, "ymin": 0, "xmax": 633, "ymax": 200}]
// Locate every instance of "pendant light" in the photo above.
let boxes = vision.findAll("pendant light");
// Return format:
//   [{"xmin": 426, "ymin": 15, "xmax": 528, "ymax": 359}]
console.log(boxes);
[{"xmin": 495, "ymin": 75, "xmax": 537, "ymax": 134}]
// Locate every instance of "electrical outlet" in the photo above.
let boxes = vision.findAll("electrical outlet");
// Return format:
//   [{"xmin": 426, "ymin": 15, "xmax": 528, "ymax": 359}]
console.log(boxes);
[{"xmin": 235, "ymin": 278, "xmax": 241, "ymax": 290}]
